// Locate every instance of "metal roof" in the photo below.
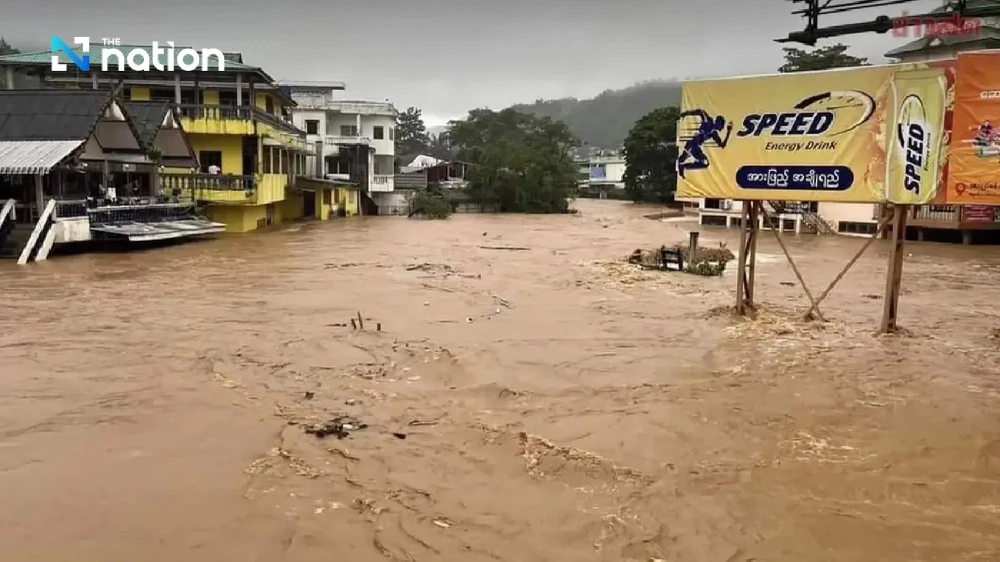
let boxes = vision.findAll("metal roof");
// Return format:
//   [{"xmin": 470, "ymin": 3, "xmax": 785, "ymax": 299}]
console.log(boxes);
[
  {"xmin": 0, "ymin": 139, "xmax": 84, "ymax": 174},
  {"xmin": 0, "ymin": 90, "xmax": 111, "ymax": 141}
]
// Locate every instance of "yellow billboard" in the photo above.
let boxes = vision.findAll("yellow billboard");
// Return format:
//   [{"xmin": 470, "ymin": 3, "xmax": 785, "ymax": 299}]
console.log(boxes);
[{"xmin": 676, "ymin": 61, "xmax": 953, "ymax": 204}]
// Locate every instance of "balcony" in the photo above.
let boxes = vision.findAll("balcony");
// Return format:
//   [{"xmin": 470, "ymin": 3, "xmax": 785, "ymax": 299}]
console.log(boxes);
[
  {"xmin": 161, "ymin": 173, "xmax": 257, "ymax": 204},
  {"xmin": 175, "ymin": 104, "xmax": 306, "ymax": 146},
  {"xmin": 371, "ymin": 174, "xmax": 394, "ymax": 192},
  {"xmin": 325, "ymin": 135, "xmax": 372, "ymax": 146},
  {"xmin": 908, "ymin": 204, "xmax": 1000, "ymax": 230}
]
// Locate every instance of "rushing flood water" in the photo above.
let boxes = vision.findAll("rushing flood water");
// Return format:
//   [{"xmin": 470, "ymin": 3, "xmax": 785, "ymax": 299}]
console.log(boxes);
[{"xmin": 2, "ymin": 199, "xmax": 1000, "ymax": 561}]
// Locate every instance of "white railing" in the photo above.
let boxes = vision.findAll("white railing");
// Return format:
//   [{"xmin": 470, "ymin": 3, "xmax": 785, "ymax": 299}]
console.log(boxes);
[
  {"xmin": 325, "ymin": 135, "xmax": 371, "ymax": 146},
  {"xmin": 18, "ymin": 198, "xmax": 56, "ymax": 265},
  {"xmin": 371, "ymin": 175, "xmax": 394, "ymax": 192}
]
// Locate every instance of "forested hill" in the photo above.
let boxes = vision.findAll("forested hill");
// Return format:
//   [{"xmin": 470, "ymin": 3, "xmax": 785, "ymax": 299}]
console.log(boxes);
[{"xmin": 509, "ymin": 80, "xmax": 682, "ymax": 149}]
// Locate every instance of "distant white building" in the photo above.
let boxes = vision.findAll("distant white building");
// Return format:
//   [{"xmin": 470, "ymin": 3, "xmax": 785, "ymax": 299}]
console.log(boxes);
[
  {"xmin": 282, "ymin": 81, "xmax": 398, "ymax": 212},
  {"xmin": 585, "ymin": 155, "xmax": 626, "ymax": 190}
]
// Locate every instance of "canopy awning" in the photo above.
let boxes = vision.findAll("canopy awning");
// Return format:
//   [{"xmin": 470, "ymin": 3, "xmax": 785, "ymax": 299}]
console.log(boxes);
[{"xmin": 0, "ymin": 140, "xmax": 85, "ymax": 174}]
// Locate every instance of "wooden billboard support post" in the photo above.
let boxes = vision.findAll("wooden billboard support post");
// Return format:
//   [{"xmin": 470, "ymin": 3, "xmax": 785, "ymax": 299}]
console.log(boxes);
[
  {"xmin": 880, "ymin": 204, "xmax": 909, "ymax": 333},
  {"xmin": 735, "ymin": 201, "xmax": 760, "ymax": 315}
]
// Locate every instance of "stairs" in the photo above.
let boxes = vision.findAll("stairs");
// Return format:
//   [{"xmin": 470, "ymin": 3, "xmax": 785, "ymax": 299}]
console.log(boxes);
[
  {"xmin": 764, "ymin": 200, "xmax": 838, "ymax": 235},
  {"xmin": 801, "ymin": 211, "xmax": 838, "ymax": 235}
]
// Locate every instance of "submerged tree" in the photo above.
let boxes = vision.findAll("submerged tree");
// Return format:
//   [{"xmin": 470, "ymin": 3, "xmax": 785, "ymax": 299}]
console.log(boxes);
[
  {"xmin": 448, "ymin": 108, "xmax": 579, "ymax": 213},
  {"xmin": 623, "ymin": 106, "xmax": 680, "ymax": 204}
]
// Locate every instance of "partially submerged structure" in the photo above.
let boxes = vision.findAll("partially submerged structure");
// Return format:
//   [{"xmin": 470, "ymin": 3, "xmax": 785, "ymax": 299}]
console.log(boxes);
[{"xmin": 0, "ymin": 90, "xmax": 223, "ymax": 263}]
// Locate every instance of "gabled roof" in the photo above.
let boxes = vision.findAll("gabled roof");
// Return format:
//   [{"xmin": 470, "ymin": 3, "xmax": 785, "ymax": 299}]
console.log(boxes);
[
  {"xmin": 120, "ymin": 101, "xmax": 197, "ymax": 166},
  {"xmin": 0, "ymin": 90, "xmax": 112, "ymax": 141},
  {"xmin": 120, "ymin": 101, "xmax": 173, "ymax": 147}
]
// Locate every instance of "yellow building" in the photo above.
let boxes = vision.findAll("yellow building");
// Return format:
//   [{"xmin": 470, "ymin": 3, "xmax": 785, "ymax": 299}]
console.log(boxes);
[{"xmin": 0, "ymin": 44, "xmax": 344, "ymax": 232}]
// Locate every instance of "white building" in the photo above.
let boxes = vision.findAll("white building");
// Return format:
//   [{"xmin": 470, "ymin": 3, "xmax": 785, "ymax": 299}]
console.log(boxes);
[
  {"xmin": 282, "ymin": 82, "xmax": 399, "ymax": 213},
  {"xmin": 586, "ymin": 155, "xmax": 626, "ymax": 189}
]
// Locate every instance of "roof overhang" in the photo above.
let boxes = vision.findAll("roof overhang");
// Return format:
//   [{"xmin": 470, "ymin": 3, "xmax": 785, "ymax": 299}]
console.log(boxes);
[{"xmin": 0, "ymin": 139, "xmax": 85, "ymax": 174}]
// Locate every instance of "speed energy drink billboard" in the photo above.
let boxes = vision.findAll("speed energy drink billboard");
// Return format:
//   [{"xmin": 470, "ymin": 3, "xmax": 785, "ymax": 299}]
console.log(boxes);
[{"xmin": 676, "ymin": 57, "xmax": 961, "ymax": 204}]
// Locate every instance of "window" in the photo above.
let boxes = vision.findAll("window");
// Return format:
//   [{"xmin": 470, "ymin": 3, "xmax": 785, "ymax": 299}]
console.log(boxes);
[
  {"xmin": 262, "ymin": 147, "xmax": 272, "ymax": 174},
  {"xmin": 388, "ymin": 127, "xmax": 394, "ymax": 141},
  {"xmin": 265, "ymin": 96, "xmax": 274, "ymax": 115},
  {"xmin": 199, "ymin": 151, "xmax": 222, "ymax": 173},
  {"xmin": 373, "ymin": 126, "xmax": 384, "ymax": 140},
  {"xmin": 305, "ymin": 120, "xmax": 319, "ymax": 135},
  {"xmin": 340, "ymin": 125, "xmax": 358, "ymax": 137}
]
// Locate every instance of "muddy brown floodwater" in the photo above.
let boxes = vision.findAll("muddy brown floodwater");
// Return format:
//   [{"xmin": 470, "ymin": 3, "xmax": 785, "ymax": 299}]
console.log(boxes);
[{"xmin": 2, "ymin": 199, "xmax": 1000, "ymax": 561}]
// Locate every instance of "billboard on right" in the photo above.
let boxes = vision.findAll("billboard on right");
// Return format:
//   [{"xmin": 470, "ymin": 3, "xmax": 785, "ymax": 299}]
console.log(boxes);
[{"xmin": 947, "ymin": 52, "xmax": 1000, "ymax": 205}]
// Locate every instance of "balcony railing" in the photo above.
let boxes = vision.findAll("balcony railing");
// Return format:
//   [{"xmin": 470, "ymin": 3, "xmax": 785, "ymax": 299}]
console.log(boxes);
[
  {"xmin": 161, "ymin": 173, "xmax": 256, "ymax": 193},
  {"xmin": 175, "ymin": 104, "xmax": 305, "ymax": 137},
  {"xmin": 325, "ymin": 135, "xmax": 372, "ymax": 146},
  {"xmin": 88, "ymin": 204, "xmax": 198, "ymax": 226},
  {"xmin": 910, "ymin": 205, "xmax": 1000, "ymax": 224}
]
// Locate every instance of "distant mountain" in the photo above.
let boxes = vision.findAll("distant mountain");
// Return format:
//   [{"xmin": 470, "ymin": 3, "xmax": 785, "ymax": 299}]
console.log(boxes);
[{"xmin": 510, "ymin": 80, "xmax": 682, "ymax": 149}]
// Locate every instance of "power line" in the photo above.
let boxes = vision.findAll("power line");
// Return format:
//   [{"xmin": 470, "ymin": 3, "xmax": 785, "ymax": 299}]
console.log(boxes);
[{"xmin": 777, "ymin": 0, "xmax": 1000, "ymax": 45}]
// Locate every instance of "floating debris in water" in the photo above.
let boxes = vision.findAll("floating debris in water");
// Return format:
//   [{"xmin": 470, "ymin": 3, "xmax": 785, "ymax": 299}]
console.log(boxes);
[{"xmin": 304, "ymin": 416, "xmax": 367, "ymax": 439}]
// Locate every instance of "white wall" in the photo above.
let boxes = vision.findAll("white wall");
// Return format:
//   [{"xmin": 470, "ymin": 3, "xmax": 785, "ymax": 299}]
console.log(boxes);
[
  {"xmin": 325, "ymin": 113, "xmax": 396, "ymax": 156},
  {"xmin": 818, "ymin": 202, "xmax": 879, "ymax": 226}
]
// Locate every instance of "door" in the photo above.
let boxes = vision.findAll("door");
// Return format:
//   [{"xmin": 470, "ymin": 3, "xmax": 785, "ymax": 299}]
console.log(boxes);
[{"xmin": 303, "ymin": 191, "xmax": 316, "ymax": 219}]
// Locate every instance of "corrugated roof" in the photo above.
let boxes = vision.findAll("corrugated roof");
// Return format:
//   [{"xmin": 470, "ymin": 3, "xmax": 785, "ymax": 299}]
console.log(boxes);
[
  {"xmin": 0, "ymin": 90, "xmax": 110, "ymax": 141},
  {"xmin": 0, "ymin": 139, "xmax": 84, "ymax": 174},
  {"xmin": 120, "ymin": 101, "xmax": 171, "ymax": 147}
]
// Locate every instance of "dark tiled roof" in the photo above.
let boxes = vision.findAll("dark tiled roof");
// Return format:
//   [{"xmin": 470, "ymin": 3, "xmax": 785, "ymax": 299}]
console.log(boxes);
[
  {"xmin": 121, "ymin": 101, "xmax": 171, "ymax": 147},
  {"xmin": 0, "ymin": 90, "xmax": 111, "ymax": 141}
]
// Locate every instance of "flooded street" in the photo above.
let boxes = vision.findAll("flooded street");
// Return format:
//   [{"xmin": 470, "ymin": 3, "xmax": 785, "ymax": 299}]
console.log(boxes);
[{"xmin": 2, "ymin": 199, "xmax": 1000, "ymax": 561}]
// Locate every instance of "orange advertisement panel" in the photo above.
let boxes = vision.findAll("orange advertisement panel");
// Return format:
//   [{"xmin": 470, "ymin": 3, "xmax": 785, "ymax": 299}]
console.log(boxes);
[{"xmin": 946, "ymin": 52, "xmax": 1000, "ymax": 204}]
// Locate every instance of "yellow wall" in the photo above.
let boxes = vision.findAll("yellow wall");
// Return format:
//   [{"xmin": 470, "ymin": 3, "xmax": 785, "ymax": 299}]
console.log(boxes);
[
  {"xmin": 189, "ymin": 135, "xmax": 244, "ymax": 174},
  {"xmin": 207, "ymin": 204, "xmax": 274, "ymax": 233},
  {"xmin": 180, "ymin": 116, "xmax": 254, "ymax": 136},
  {"xmin": 202, "ymin": 90, "xmax": 220, "ymax": 105},
  {"xmin": 257, "ymin": 174, "xmax": 287, "ymax": 206},
  {"xmin": 337, "ymin": 188, "xmax": 360, "ymax": 217},
  {"xmin": 281, "ymin": 193, "xmax": 304, "ymax": 220},
  {"xmin": 130, "ymin": 87, "xmax": 150, "ymax": 101}
]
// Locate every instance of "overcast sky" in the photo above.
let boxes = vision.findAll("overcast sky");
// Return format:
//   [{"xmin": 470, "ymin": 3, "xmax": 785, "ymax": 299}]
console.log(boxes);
[{"xmin": 3, "ymin": 0, "xmax": 945, "ymax": 126}]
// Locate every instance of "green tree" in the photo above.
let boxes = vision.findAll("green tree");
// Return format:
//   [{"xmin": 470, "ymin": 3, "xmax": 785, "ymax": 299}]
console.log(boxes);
[
  {"xmin": 623, "ymin": 106, "xmax": 680, "ymax": 204},
  {"xmin": 778, "ymin": 43, "xmax": 869, "ymax": 73},
  {"xmin": 427, "ymin": 132, "xmax": 454, "ymax": 161},
  {"xmin": 448, "ymin": 108, "xmax": 578, "ymax": 213},
  {"xmin": 396, "ymin": 106, "xmax": 431, "ymax": 157}
]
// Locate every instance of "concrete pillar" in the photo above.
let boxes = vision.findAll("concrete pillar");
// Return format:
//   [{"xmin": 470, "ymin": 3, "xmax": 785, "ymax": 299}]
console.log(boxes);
[
  {"xmin": 4, "ymin": 67, "xmax": 13, "ymax": 90},
  {"xmin": 34, "ymin": 174, "xmax": 44, "ymax": 210},
  {"xmin": 962, "ymin": 230, "xmax": 972, "ymax": 245},
  {"xmin": 236, "ymin": 73, "xmax": 243, "ymax": 106},
  {"xmin": 92, "ymin": 72, "xmax": 98, "ymax": 90},
  {"xmin": 356, "ymin": 113, "xmax": 361, "ymax": 136},
  {"xmin": 917, "ymin": 229, "xmax": 925, "ymax": 242},
  {"xmin": 174, "ymin": 74, "xmax": 181, "ymax": 103}
]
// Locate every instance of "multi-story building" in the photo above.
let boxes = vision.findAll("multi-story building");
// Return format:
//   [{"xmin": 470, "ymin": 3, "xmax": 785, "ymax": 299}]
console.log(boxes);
[
  {"xmin": 0, "ymin": 44, "xmax": 349, "ymax": 232},
  {"xmin": 281, "ymin": 82, "xmax": 398, "ymax": 214}
]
